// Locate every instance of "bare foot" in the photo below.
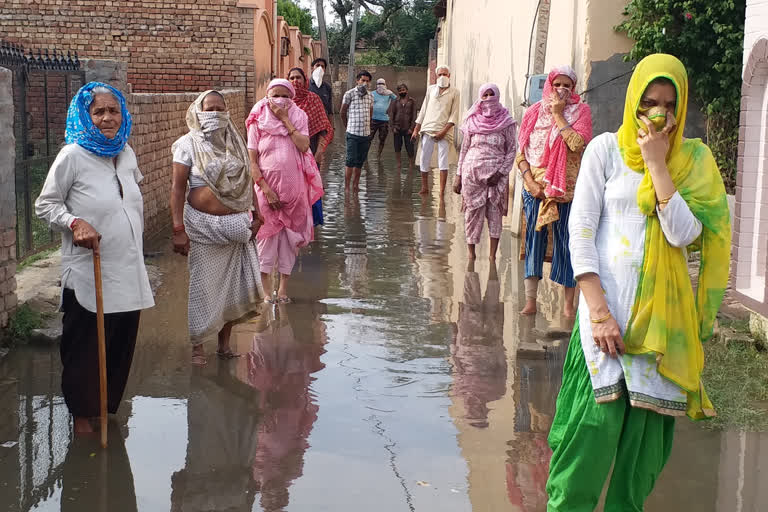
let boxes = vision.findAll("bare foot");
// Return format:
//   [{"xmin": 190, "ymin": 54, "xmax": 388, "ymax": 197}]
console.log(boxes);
[
  {"xmin": 74, "ymin": 417, "xmax": 94, "ymax": 434},
  {"xmin": 520, "ymin": 299, "xmax": 537, "ymax": 316}
]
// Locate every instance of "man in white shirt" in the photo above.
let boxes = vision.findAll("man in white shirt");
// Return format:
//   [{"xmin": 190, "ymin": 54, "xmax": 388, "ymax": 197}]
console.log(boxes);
[{"xmin": 412, "ymin": 65, "xmax": 460, "ymax": 196}]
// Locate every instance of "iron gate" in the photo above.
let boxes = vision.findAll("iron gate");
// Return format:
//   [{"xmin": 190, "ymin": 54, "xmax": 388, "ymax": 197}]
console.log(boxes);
[{"xmin": 0, "ymin": 41, "xmax": 85, "ymax": 260}]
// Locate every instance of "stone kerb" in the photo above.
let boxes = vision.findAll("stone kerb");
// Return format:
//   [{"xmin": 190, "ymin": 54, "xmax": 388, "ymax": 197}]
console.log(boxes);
[{"xmin": 0, "ymin": 67, "xmax": 17, "ymax": 328}]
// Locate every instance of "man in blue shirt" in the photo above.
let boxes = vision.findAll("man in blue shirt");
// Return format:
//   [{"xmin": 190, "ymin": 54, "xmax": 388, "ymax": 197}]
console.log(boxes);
[{"xmin": 370, "ymin": 78, "xmax": 397, "ymax": 159}]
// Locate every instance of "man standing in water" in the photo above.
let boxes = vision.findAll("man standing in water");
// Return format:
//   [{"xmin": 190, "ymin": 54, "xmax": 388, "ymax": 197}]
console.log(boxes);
[
  {"xmin": 412, "ymin": 65, "xmax": 460, "ymax": 196},
  {"xmin": 369, "ymin": 78, "xmax": 397, "ymax": 159},
  {"xmin": 389, "ymin": 83, "xmax": 417, "ymax": 171},
  {"xmin": 341, "ymin": 70, "xmax": 374, "ymax": 191},
  {"xmin": 309, "ymin": 58, "xmax": 333, "ymax": 119}
]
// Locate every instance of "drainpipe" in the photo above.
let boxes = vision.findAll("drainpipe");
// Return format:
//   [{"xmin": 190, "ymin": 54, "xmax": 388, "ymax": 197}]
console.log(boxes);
[{"xmin": 272, "ymin": 0, "xmax": 278, "ymax": 77}]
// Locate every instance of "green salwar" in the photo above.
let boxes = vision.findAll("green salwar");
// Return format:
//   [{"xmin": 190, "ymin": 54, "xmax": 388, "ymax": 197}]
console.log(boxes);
[{"xmin": 546, "ymin": 321, "xmax": 676, "ymax": 511}]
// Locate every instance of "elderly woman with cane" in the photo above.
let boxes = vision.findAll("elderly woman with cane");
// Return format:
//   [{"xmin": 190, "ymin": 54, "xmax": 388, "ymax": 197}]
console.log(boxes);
[{"xmin": 36, "ymin": 82, "xmax": 154, "ymax": 434}]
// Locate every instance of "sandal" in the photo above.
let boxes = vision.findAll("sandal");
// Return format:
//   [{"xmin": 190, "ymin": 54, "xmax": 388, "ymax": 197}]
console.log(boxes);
[
  {"xmin": 277, "ymin": 297, "xmax": 292, "ymax": 304},
  {"xmin": 216, "ymin": 349, "xmax": 241, "ymax": 359},
  {"xmin": 191, "ymin": 354, "xmax": 208, "ymax": 367}
]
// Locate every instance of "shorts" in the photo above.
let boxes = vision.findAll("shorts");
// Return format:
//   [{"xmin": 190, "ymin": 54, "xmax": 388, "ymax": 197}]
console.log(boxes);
[
  {"xmin": 370, "ymin": 120, "xmax": 389, "ymax": 146},
  {"xmin": 346, "ymin": 132, "xmax": 372, "ymax": 168},
  {"xmin": 393, "ymin": 131, "xmax": 415, "ymax": 157},
  {"xmin": 419, "ymin": 134, "xmax": 451, "ymax": 173}
]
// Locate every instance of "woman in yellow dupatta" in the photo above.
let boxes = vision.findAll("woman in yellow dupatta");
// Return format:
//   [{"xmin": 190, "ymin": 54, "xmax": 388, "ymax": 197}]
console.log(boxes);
[{"xmin": 546, "ymin": 54, "xmax": 730, "ymax": 511}]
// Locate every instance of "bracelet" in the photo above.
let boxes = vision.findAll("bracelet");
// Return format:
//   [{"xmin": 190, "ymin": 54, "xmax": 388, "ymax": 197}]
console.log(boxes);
[
  {"xmin": 590, "ymin": 312, "xmax": 612, "ymax": 324},
  {"xmin": 69, "ymin": 218, "xmax": 79, "ymax": 231},
  {"xmin": 559, "ymin": 124, "xmax": 572, "ymax": 133},
  {"xmin": 255, "ymin": 176, "xmax": 265, "ymax": 186},
  {"xmin": 173, "ymin": 225, "xmax": 186, "ymax": 234},
  {"xmin": 658, "ymin": 193, "xmax": 675, "ymax": 205},
  {"xmin": 520, "ymin": 168, "xmax": 531, "ymax": 177}
]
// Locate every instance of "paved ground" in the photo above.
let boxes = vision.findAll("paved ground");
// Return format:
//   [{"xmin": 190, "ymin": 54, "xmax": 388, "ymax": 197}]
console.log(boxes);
[{"xmin": 0, "ymin": 124, "xmax": 765, "ymax": 511}]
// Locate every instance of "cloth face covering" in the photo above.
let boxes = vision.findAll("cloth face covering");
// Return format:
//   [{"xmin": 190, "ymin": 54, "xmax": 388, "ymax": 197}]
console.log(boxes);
[
  {"xmin": 312, "ymin": 66, "xmax": 325, "ymax": 88},
  {"xmin": 357, "ymin": 84, "xmax": 368, "ymax": 95},
  {"xmin": 65, "ymin": 81, "xmax": 132, "ymax": 158},
  {"xmin": 437, "ymin": 76, "xmax": 450, "ymax": 88},
  {"xmin": 176, "ymin": 91, "xmax": 253, "ymax": 212},
  {"xmin": 270, "ymin": 97, "xmax": 293, "ymax": 109},
  {"xmin": 617, "ymin": 53, "xmax": 731, "ymax": 419},
  {"xmin": 460, "ymin": 83, "xmax": 515, "ymax": 137}
]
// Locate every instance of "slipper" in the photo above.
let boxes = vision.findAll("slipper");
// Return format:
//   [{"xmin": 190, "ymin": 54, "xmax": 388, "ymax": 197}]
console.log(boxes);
[
  {"xmin": 264, "ymin": 297, "xmax": 276, "ymax": 305},
  {"xmin": 191, "ymin": 354, "xmax": 208, "ymax": 367},
  {"xmin": 216, "ymin": 349, "xmax": 241, "ymax": 359},
  {"xmin": 277, "ymin": 297, "xmax": 292, "ymax": 304}
]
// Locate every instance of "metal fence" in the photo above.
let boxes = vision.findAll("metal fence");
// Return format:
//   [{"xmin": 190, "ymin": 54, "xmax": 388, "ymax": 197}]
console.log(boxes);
[{"xmin": 0, "ymin": 41, "xmax": 86, "ymax": 260}]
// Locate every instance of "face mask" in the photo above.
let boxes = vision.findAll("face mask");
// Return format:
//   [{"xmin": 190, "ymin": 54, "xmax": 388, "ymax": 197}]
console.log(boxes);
[
  {"xmin": 312, "ymin": 66, "xmax": 325, "ymax": 88},
  {"xmin": 270, "ymin": 97, "xmax": 292, "ymax": 109},
  {"xmin": 437, "ymin": 76, "xmax": 450, "ymax": 88},
  {"xmin": 357, "ymin": 84, "xmax": 368, "ymax": 95},
  {"xmin": 376, "ymin": 84, "xmax": 386, "ymax": 94},
  {"xmin": 638, "ymin": 105, "xmax": 674, "ymax": 132},
  {"xmin": 555, "ymin": 87, "xmax": 570, "ymax": 100},
  {"xmin": 197, "ymin": 111, "xmax": 230, "ymax": 134},
  {"xmin": 399, "ymin": 92, "xmax": 407, "ymax": 98},
  {"xmin": 480, "ymin": 98, "xmax": 498, "ymax": 117}
]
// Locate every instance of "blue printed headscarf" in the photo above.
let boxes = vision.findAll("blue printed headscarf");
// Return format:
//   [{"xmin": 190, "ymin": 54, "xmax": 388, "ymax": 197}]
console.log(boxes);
[{"xmin": 65, "ymin": 82, "xmax": 132, "ymax": 157}]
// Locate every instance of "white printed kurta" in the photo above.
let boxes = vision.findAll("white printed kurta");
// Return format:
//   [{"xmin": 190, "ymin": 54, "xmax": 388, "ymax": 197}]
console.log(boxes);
[{"xmin": 568, "ymin": 133, "xmax": 703, "ymax": 415}]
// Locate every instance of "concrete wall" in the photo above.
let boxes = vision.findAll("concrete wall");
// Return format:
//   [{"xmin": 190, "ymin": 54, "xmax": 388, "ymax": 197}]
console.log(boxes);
[
  {"xmin": 334, "ymin": 66, "xmax": 428, "ymax": 113},
  {"xmin": 732, "ymin": 0, "xmax": 768, "ymax": 314},
  {"xmin": 0, "ymin": 68, "xmax": 17, "ymax": 328},
  {"xmin": 126, "ymin": 89, "xmax": 247, "ymax": 240}
]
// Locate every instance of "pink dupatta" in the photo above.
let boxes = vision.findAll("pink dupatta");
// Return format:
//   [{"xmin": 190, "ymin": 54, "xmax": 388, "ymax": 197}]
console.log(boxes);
[{"xmin": 517, "ymin": 66, "xmax": 592, "ymax": 198}]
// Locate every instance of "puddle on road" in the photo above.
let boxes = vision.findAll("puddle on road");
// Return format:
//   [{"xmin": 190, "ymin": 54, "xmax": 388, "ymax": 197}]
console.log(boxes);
[{"xmin": 1, "ymin": 124, "xmax": 766, "ymax": 511}]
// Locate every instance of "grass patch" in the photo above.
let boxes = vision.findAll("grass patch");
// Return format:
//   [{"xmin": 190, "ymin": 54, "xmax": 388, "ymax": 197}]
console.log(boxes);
[
  {"xmin": 702, "ymin": 339, "xmax": 768, "ymax": 431},
  {"xmin": 17, "ymin": 246, "xmax": 59, "ymax": 271},
  {"xmin": 5, "ymin": 304, "xmax": 44, "ymax": 343}
]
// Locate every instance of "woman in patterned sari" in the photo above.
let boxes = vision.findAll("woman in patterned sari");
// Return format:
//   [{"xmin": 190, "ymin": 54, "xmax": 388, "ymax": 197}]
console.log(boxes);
[{"xmin": 171, "ymin": 90, "xmax": 264, "ymax": 367}]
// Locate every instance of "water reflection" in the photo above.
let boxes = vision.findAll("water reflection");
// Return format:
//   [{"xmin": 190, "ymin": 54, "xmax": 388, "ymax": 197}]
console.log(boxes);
[{"xmin": 451, "ymin": 263, "xmax": 507, "ymax": 428}]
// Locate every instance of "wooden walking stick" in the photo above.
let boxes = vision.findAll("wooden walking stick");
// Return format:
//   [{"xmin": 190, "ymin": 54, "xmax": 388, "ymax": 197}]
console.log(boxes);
[{"xmin": 93, "ymin": 246, "xmax": 108, "ymax": 448}]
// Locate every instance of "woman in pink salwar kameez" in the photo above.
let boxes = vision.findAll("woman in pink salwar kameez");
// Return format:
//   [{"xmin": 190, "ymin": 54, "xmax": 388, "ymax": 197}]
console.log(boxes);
[
  {"xmin": 246, "ymin": 79, "xmax": 324, "ymax": 304},
  {"xmin": 453, "ymin": 83, "xmax": 517, "ymax": 260}
]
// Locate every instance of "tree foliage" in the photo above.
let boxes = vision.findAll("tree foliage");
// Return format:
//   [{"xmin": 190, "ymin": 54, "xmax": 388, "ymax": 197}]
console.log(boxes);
[
  {"xmin": 327, "ymin": 0, "xmax": 437, "ymax": 66},
  {"xmin": 277, "ymin": 0, "xmax": 315, "ymax": 37},
  {"xmin": 616, "ymin": 0, "xmax": 746, "ymax": 191}
]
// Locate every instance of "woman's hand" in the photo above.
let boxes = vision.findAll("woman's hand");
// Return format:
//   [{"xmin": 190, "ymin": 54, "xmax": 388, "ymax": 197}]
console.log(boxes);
[
  {"xmin": 525, "ymin": 175, "xmax": 546, "ymax": 200},
  {"xmin": 72, "ymin": 220, "xmax": 101, "ymax": 253},
  {"xmin": 262, "ymin": 184, "xmax": 282, "ymax": 210},
  {"xmin": 315, "ymin": 151, "xmax": 325, "ymax": 168},
  {"xmin": 591, "ymin": 315, "xmax": 625, "ymax": 358},
  {"xmin": 487, "ymin": 171, "xmax": 502, "ymax": 187},
  {"xmin": 269, "ymin": 101, "xmax": 290, "ymax": 123},
  {"xmin": 250, "ymin": 212, "xmax": 264, "ymax": 240},
  {"xmin": 452, "ymin": 175, "xmax": 462, "ymax": 194},
  {"xmin": 172, "ymin": 231, "xmax": 190, "ymax": 256},
  {"xmin": 550, "ymin": 93, "xmax": 566, "ymax": 116},
  {"xmin": 637, "ymin": 115, "xmax": 674, "ymax": 170}
]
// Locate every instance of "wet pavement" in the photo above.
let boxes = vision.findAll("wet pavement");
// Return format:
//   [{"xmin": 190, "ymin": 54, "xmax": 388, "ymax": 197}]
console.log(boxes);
[{"xmin": 1, "ymin": 124, "xmax": 767, "ymax": 511}]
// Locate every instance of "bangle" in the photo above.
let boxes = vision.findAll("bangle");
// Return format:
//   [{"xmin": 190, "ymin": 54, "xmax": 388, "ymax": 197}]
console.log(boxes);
[
  {"xmin": 658, "ymin": 193, "xmax": 675, "ymax": 205},
  {"xmin": 256, "ymin": 176, "xmax": 265, "ymax": 186},
  {"xmin": 591, "ymin": 312, "xmax": 612, "ymax": 324},
  {"xmin": 559, "ymin": 124, "xmax": 572, "ymax": 133},
  {"xmin": 520, "ymin": 168, "xmax": 531, "ymax": 177},
  {"xmin": 69, "ymin": 218, "xmax": 79, "ymax": 231},
  {"xmin": 173, "ymin": 225, "xmax": 185, "ymax": 234}
]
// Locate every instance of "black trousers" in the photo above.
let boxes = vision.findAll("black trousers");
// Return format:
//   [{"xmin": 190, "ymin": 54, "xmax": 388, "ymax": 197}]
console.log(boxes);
[{"xmin": 60, "ymin": 288, "xmax": 140, "ymax": 417}]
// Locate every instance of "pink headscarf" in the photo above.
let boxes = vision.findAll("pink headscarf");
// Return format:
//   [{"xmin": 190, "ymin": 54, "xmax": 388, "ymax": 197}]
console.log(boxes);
[
  {"xmin": 246, "ymin": 79, "xmax": 301, "ymax": 136},
  {"xmin": 517, "ymin": 66, "xmax": 592, "ymax": 198},
  {"xmin": 460, "ymin": 83, "xmax": 516, "ymax": 136}
]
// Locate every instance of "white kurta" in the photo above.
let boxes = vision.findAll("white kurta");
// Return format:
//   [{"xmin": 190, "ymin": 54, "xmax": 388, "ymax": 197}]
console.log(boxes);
[
  {"xmin": 35, "ymin": 144, "xmax": 155, "ymax": 314},
  {"xmin": 568, "ymin": 132, "xmax": 703, "ymax": 415}
]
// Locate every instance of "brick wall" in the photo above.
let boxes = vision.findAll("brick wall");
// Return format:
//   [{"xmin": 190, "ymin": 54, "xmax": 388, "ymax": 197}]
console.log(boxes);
[
  {"xmin": 0, "ymin": 68, "xmax": 17, "ymax": 328},
  {"xmin": 126, "ymin": 89, "xmax": 247, "ymax": 239},
  {"xmin": 0, "ymin": 1, "xmax": 256, "ymax": 105}
]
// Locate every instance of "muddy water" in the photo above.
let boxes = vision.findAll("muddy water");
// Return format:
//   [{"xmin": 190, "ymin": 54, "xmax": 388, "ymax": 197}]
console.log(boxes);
[{"xmin": 1, "ymin": 126, "xmax": 766, "ymax": 511}]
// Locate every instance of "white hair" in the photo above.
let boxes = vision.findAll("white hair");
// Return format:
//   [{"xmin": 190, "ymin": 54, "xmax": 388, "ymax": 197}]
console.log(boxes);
[
  {"xmin": 436, "ymin": 65, "xmax": 451, "ymax": 74},
  {"xmin": 91, "ymin": 86, "xmax": 119, "ymax": 100}
]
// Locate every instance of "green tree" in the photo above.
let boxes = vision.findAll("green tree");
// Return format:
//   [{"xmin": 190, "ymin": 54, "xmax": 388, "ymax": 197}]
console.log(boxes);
[
  {"xmin": 616, "ymin": 0, "xmax": 746, "ymax": 192},
  {"xmin": 277, "ymin": 0, "xmax": 315, "ymax": 37}
]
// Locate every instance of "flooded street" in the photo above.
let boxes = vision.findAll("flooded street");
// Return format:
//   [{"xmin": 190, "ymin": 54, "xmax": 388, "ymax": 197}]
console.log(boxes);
[{"xmin": 1, "ymin": 125, "xmax": 766, "ymax": 511}]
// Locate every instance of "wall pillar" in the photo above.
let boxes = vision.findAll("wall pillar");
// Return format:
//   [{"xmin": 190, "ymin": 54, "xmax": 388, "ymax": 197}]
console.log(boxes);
[{"xmin": 0, "ymin": 67, "xmax": 17, "ymax": 328}]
